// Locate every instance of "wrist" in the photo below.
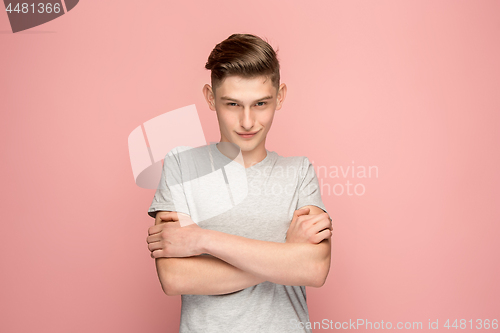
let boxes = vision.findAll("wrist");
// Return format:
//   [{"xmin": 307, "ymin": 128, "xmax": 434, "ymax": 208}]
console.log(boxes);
[{"xmin": 197, "ymin": 228, "xmax": 214, "ymax": 255}]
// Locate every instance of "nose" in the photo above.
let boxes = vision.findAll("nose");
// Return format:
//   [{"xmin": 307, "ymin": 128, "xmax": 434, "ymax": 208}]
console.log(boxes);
[{"xmin": 240, "ymin": 107, "xmax": 255, "ymax": 131}]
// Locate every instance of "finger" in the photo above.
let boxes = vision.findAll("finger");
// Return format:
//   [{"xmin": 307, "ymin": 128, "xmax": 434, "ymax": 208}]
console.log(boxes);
[
  {"xmin": 309, "ymin": 219, "xmax": 333, "ymax": 235},
  {"xmin": 151, "ymin": 249, "xmax": 165, "ymax": 259},
  {"xmin": 290, "ymin": 208, "xmax": 305, "ymax": 226},
  {"xmin": 321, "ymin": 229, "xmax": 333, "ymax": 241},
  {"xmin": 295, "ymin": 207, "xmax": 310, "ymax": 216},
  {"xmin": 312, "ymin": 229, "xmax": 332, "ymax": 243},
  {"xmin": 148, "ymin": 224, "xmax": 165, "ymax": 236},
  {"xmin": 148, "ymin": 241, "xmax": 164, "ymax": 252},
  {"xmin": 305, "ymin": 212, "xmax": 331, "ymax": 226},
  {"xmin": 317, "ymin": 216, "xmax": 333, "ymax": 230},
  {"xmin": 297, "ymin": 212, "xmax": 324, "ymax": 225},
  {"xmin": 291, "ymin": 207, "xmax": 312, "ymax": 225},
  {"xmin": 160, "ymin": 212, "xmax": 179, "ymax": 222},
  {"xmin": 148, "ymin": 220, "xmax": 180, "ymax": 236},
  {"xmin": 146, "ymin": 232, "xmax": 164, "ymax": 244}
]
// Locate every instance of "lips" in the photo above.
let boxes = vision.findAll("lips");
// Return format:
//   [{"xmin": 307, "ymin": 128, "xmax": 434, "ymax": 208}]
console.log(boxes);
[{"xmin": 237, "ymin": 131, "xmax": 259, "ymax": 138}]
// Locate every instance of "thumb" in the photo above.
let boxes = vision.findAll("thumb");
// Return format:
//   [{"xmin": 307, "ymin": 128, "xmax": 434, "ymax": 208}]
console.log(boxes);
[
  {"xmin": 296, "ymin": 207, "xmax": 310, "ymax": 216},
  {"xmin": 291, "ymin": 207, "xmax": 310, "ymax": 225},
  {"xmin": 160, "ymin": 212, "xmax": 179, "ymax": 222}
]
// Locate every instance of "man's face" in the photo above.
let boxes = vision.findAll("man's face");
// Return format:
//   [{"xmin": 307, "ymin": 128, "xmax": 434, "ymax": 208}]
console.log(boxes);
[{"xmin": 204, "ymin": 75, "xmax": 286, "ymax": 154}]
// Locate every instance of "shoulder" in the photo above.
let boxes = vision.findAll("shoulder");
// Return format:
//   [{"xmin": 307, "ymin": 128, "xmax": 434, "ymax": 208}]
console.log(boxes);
[
  {"xmin": 164, "ymin": 144, "xmax": 211, "ymax": 165},
  {"xmin": 268, "ymin": 152, "xmax": 314, "ymax": 180},
  {"xmin": 271, "ymin": 151, "xmax": 312, "ymax": 170},
  {"xmin": 166, "ymin": 145, "xmax": 208, "ymax": 158},
  {"xmin": 270, "ymin": 150, "xmax": 306, "ymax": 165}
]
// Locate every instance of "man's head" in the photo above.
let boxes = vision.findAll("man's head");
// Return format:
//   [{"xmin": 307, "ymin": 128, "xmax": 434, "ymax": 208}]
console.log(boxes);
[
  {"xmin": 203, "ymin": 33, "xmax": 286, "ymax": 157},
  {"xmin": 205, "ymin": 33, "xmax": 281, "ymax": 94}
]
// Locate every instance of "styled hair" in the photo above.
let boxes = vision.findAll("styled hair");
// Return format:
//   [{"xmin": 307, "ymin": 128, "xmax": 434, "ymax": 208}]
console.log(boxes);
[{"xmin": 205, "ymin": 33, "xmax": 280, "ymax": 95}]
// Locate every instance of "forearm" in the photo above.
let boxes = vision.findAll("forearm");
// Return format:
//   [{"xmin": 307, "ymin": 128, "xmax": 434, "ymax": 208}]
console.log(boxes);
[
  {"xmin": 201, "ymin": 230, "xmax": 331, "ymax": 287},
  {"xmin": 156, "ymin": 254, "xmax": 266, "ymax": 296},
  {"xmin": 151, "ymin": 211, "xmax": 331, "ymax": 295},
  {"xmin": 152, "ymin": 212, "xmax": 265, "ymax": 296}
]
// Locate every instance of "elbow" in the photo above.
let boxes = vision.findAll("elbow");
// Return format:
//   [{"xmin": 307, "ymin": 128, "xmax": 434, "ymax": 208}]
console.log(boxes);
[
  {"xmin": 162, "ymin": 275, "xmax": 180, "ymax": 296},
  {"xmin": 309, "ymin": 259, "xmax": 331, "ymax": 288},
  {"xmin": 312, "ymin": 273, "xmax": 328, "ymax": 288},
  {"xmin": 157, "ymin": 258, "xmax": 181, "ymax": 296},
  {"xmin": 164, "ymin": 287, "xmax": 180, "ymax": 297}
]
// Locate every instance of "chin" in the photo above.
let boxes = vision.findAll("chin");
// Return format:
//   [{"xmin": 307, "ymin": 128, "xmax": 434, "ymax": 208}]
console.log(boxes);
[{"xmin": 241, "ymin": 142, "xmax": 261, "ymax": 152}]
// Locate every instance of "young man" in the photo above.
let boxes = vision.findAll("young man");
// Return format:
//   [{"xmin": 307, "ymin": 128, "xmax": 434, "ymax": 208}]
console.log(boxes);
[{"xmin": 146, "ymin": 33, "xmax": 332, "ymax": 333}]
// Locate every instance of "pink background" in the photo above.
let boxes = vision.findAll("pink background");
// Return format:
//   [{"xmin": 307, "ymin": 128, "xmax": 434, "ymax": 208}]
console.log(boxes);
[{"xmin": 1, "ymin": 1, "xmax": 499, "ymax": 332}]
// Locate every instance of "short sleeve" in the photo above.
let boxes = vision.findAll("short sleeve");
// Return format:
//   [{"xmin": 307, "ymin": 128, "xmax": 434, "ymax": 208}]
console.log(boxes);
[
  {"xmin": 296, "ymin": 157, "xmax": 330, "ymax": 217},
  {"xmin": 147, "ymin": 147, "xmax": 191, "ymax": 218}
]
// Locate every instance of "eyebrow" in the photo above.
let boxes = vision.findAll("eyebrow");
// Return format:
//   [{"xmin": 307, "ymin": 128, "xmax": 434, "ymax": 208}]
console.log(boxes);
[{"xmin": 220, "ymin": 95, "xmax": 273, "ymax": 103}]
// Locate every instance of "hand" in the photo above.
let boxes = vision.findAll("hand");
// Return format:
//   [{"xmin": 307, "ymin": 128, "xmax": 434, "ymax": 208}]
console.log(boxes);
[
  {"xmin": 154, "ymin": 211, "xmax": 195, "ymax": 227},
  {"xmin": 285, "ymin": 207, "xmax": 332, "ymax": 244},
  {"xmin": 147, "ymin": 212, "xmax": 204, "ymax": 258}
]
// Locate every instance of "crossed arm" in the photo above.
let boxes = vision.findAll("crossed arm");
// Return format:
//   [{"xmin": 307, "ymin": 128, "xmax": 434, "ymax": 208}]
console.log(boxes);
[{"xmin": 148, "ymin": 206, "xmax": 332, "ymax": 296}]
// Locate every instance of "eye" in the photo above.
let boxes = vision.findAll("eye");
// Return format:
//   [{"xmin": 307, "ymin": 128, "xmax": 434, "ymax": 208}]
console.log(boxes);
[
  {"xmin": 227, "ymin": 102, "xmax": 238, "ymax": 107},
  {"xmin": 256, "ymin": 102, "xmax": 267, "ymax": 106}
]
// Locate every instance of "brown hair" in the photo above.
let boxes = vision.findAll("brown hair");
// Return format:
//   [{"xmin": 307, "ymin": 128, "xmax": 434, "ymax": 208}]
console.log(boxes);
[{"xmin": 205, "ymin": 33, "xmax": 280, "ymax": 96}]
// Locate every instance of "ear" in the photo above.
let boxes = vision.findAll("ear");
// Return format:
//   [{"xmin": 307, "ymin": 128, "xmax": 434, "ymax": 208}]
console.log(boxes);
[
  {"xmin": 203, "ymin": 84, "xmax": 217, "ymax": 111},
  {"xmin": 276, "ymin": 83, "xmax": 287, "ymax": 110}
]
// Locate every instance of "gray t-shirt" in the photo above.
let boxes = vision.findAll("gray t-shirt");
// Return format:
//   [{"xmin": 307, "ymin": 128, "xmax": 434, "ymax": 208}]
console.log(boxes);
[{"xmin": 148, "ymin": 143, "xmax": 329, "ymax": 333}]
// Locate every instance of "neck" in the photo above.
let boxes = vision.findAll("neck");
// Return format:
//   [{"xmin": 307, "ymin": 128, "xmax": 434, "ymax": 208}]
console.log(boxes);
[{"xmin": 216, "ymin": 141, "xmax": 267, "ymax": 169}]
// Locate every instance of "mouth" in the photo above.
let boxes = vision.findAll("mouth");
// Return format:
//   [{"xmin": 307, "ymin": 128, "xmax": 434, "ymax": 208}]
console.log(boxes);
[{"xmin": 236, "ymin": 130, "xmax": 260, "ymax": 139}]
